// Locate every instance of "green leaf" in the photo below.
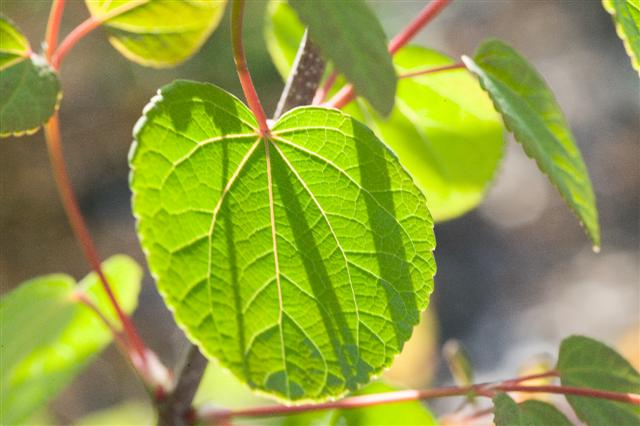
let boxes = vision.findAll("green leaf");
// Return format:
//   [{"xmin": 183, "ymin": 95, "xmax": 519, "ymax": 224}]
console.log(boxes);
[
  {"xmin": 286, "ymin": 0, "xmax": 396, "ymax": 115},
  {"xmin": 347, "ymin": 46, "xmax": 504, "ymax": 221},
  {"xmin": 264, "ymin": 0, "xmax": 306, "ymax": 79},
  {"xmin": 85, "ymin": 0, "xmax": 227, "ymax": 68},
  {"xmin": 463, "ymin": 39, "xmax": 600, "ymax": 248},
  {"xmin": 74, "ymin": 401, "xmax": 154, "ymax": 426},
  {"xmin": 130, "ymin": 81, "xmax": 436, "ymax": 402},
  {"xmin": 603, "ymin": 0, "xmax": 640, "ymax": 74},
  {"xmin": 443, "ymin": 339, "xmax": 474, "ymax": 386},
  {"xmin": 0, "ymin": 16, "xmax": 60, "ymax": 138},
  {"xmin": 0, "ymin": 255, "xmax": 142, "ymax": 425},
  {"xmin": 263, "ymin": 6, "xmax": 504, "ymax": 221},
  {"xmin": 556, "ymin": 335, "xmax": 640, "ymax": 425},
  {"xmin": 282, "ymin": 382, "xmax": 437, "ymax": 426},
  {"xmin": 493, "ymin": 393, "xmax": 572, "ymax": 426}
]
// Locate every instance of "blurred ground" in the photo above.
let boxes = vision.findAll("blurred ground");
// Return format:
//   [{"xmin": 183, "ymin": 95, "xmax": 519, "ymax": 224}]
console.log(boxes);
[{"xmin": 1, "ymin": 0, "xmax": 638, "ymax": 423}]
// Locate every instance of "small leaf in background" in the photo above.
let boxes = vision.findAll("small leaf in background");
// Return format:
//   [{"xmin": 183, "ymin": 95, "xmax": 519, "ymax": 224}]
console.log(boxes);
[
  {"xmin": 84, "ymin": 0, "xmax": 227, "ymax": 68},
  {"xmin": 0, "ymin": 16, "xmax": 60, "ymax": 138},
  {"xmin": 264, "ymin": 4, "xmax": 505, "ymax": 221},
  {"xmin": 493, "ymin": 393, "xmax": 572, "ymax": 426},
  {"xmin": 0, "ymin": 255, "xmax": 142, "ymax": 425},
  {"xmin": 286, "ymin": 0, "xmax": 396, "ymax": 115},
  {"xmin": 283, "ymin": 382, "xmax": 437, "ymax": 426},
  {"xmin": 463, "ymin": 39, "xmax": 600, "ymax": 249},
  {"xmin": 556, "ymin": 335, "xmax": 640, "ymax": 425},
  {"xmin": 603, "ymin": 0, "xmax": 640, "ymax": 74},
  {"xmin": 74, "ymin": 401, "xmax": 153, "ymax": 426},
  {"xmin": 130, "ymin": 81, "xmax": 435, "ymax": 402},
  {"xmin": 443, "ymin": 339, "xmax": 474, "ymax": 387},
  {"xmin": 264, "ymin": 0, "xmax": 306, "ymax": 79}
]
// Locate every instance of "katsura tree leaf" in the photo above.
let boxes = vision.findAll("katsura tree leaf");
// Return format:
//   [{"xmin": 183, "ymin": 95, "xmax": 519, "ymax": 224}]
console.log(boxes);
[
  {"xmin": 556, "ymin": 335, "xmax": 640, "ymax": 425},
  {"xmin": 286, "ymin": 0, "xmax": 396, "ymax": 115},
  {"xmin": 282, "ymin": 382, "xmax": 437, "ymax": 426},
  {"xmin": 130, "ymin": 80, "xmax": 435, "ymax": 402},
  {"xmin": 263, "ymin": 5, "xmax": 504, "ymax": 221},
  {"xmin": 603, "ymin": 0, "xmax": 640, "ymax": 74},
  {"xmin": 346, "ymin": 47, "xmax": 504, "ymax": 221},
  {"xmin": 74, "ymin": 401, "xmax": 154, "ymax": 426},
  {"xmin": 264, "ymin": 0, "xmax": 305, "ymax": 79},
  {"xmin": 463, "ymin": 39, "xmax": 600, "ymax": 249},
  {"xmin": 0, "ymin": 255, "xmax": 142, "ymax": 425},
  {"xmin": 85, "ymin": 0, "xmax": 227, "ymax": 68},
  {"xmin": 493, "ymin": 393, "xmax": 572, "ymax": 426},
  {"xmin": 0, "ymin": 16, "xmax": 60, "ymax": 138}
]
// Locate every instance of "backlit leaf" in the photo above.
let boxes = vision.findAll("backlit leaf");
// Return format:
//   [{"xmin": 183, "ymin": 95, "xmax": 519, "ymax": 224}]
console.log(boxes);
[
  {"xmin": 286, "ymin": 0, "xmax": 396, "ymax": 115},
  {"xmin": 85, "ymin": 0, "xmax": 227, "ymax": 68},
  {"xmin": 556, "ymin": 335, "xmax": 640, "ymax": 425},
  {"xmin": 463, "ymin": 39, "xmax": 600, "ymax": 248},
  {"xmin": 130, "ymin": 81, "xmax": 436, "ymax": 402},
  {"xmin": 493, "ymin": 393, "xmax": 572, "ymax": 426},
  {"xmin": 264, "ymin": 5, "xmax": 504, "ymax": 221},
  {"xmin": 603, "ymin": 0, "xmax": 640, "ymax": 74},
  {"xmin": 0, "ymin": 16, "xmax": 60, "ymax": 138},
  {"xmin": 0, "ymin": 256, "xmax": 142, "ymax": 425}
]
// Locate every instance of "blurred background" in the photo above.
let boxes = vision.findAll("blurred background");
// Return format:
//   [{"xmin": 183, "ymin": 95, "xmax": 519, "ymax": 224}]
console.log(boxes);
[{"xmin": 1, "ymin": 0, "xmax": 638, "ymax": 424}]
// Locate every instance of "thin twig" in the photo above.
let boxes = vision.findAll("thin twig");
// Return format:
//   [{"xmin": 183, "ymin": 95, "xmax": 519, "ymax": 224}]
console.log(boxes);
[{"xmin": 273, "ymin": 30, "xmax": 325, "ymax": 119}]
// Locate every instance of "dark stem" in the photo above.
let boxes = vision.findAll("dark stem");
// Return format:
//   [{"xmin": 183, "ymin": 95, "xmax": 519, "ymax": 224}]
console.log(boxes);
[
  {"xmin": 157, "ymin": 345, "xmax": 209, "ymax": 426},
  {"xmin": 273, "ymin": 30, "xmax": 326, "ymax": 119}
]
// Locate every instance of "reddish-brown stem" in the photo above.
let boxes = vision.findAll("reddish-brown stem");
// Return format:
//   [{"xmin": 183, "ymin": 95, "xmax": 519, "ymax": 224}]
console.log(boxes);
[
  {"xmin": 198, "ymin": 381, "xmax": 639, "ymax": 423},
  {"xmin": 399, "ymin": 62, "xmax": 466, "ymax": 79},
  {"xmin": 502, "ymin": 370, "xmax": 559, "ymax": 385},
  {"xmin": 44, "ymin": 113, "xmax": 149, "ymax": 369},
  {"xmin": 231, "ymin": 0, "xmax": 270, "ymax": 136},
  {"xmin": 51, "ymin": 16, "xmax": 101, "ymax": 69},
  {"xmin": 388, "ymin": 0, "xmax": 452, "ymax": 54},
  {"xmin": 324, "ymin": 0, "xmax": 453, "ymax": 111},
  {"xmin": 312, "ymin": 70, "xmax": 338, "ymax": 105},
  {"xmin": 45, "ymin": 0, "xmax": 66, "ymax": 60}
]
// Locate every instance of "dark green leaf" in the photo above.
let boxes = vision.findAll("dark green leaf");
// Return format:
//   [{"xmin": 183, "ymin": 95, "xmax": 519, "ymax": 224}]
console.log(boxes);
[
  {"xmin": 0, "ymin": 256, "xmax": 142, "ymax": 425},
  {"xmin": 85, "ymin": 0, "xmax": 227, "ymax": 67},
  {"xmin": 556, "ymin": 335, "xmax": 640, "ymax": 425},
  {"xmin": 287, "ymin": 0, "xmax": 396, "ymax": 115},
  {"xmin": 0, "ymin": 16, "xmax": 60, "ymax": 138},
  {"xmin": 493, "ymin": 393, "xmax": 572, "ymax": 426},
  {"xmin": 463, "ymin": 39, "xmax": 600, "ymax": 248},
  {"xmin": 603, "ymin": 0, "xmax": 640, "ymax": 74},
  {"xmin": 130, "ymin": 80, "xmax": 435, "ymax": 401}
]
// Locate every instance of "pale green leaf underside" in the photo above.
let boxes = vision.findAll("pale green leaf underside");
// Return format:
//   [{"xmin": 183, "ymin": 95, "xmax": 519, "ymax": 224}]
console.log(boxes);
[
  {"xmin": 0, "ymin": 16, "xmax": 60, "ymax": 138},
  {"xmin": 264, "ymin": 3, "xmax": 504, "ymax": 221},
  {"xmin": 604, "ymin": 0, "xmax": 640, "ymax": 74},
  {"xmin": 493, "ymin": 393, "xmax": 572, "ymax": 426},
  {"xmin": 0, "ymin": 255, "xmax": 142, "ymax": 425},
  {"xmin": 286, "ymin": 0, "xmax": 396, "ymax": 116},
  {"xmin": 463, "ymin": 39, "xmax": 600, "ymax": 248},
  {"xmin": 85, "ymin": 0, "xmax": 226, "ymax": 67},
  {"xmin": 557, "ymin": 335, "xmax": 640, "ymax": 425},
  {"xmin": 130, "ymin": 81, "xmax": 435, "ymax": 401}
]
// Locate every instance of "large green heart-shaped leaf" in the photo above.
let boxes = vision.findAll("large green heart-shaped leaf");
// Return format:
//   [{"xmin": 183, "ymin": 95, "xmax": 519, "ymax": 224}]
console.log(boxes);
[
  {"xmin": 130, "ymin": 80, "xmax": 435, "ymax": 401},
  {"xmin": 0, "ymin": 255, "xmax": 142, "ymax": 425},
  {"xmin": 603, "ymin": 0, "xmax": 640, "ymax": 74},
  {"xmin": 85, "ymin": 0, "xmax": 226, "ymax": 68},
  {"xmin": 285, "ymin": 0, "xmax": 396, "ymax": 116},
  {"xmin": 0, "ymin": 16, "xmax": 60, "ymax": 138},
  {"xmin": 556, "ymin": 335, "xmax": 640, "ymax": 425},
  {"xmin": 463, "ymin": 39, "xmax": 600, "ymax": 249},
  {"xmin": 493, "ymin": 393, "xmax": 572, "ymax": 426}
]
